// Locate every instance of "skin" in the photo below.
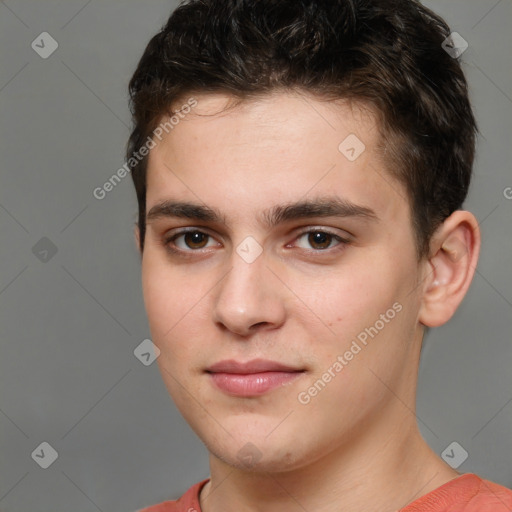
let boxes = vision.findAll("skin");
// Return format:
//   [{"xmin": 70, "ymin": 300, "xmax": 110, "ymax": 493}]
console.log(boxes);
[{"xmin": 136, "ymin": 90, "xmax": 480, "ymax": 512}]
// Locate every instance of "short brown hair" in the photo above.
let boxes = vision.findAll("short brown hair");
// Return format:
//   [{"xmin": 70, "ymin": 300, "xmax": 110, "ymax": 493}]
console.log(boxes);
[{"xmin": 127, "ymin": 0, "xmax": 477, "ymax": 257}]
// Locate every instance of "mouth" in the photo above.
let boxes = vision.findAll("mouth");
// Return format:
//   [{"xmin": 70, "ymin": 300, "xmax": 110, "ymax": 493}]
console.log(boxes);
[{"xmin": 205, "ymin": 359, "xmax": 306, "ymax": 397}]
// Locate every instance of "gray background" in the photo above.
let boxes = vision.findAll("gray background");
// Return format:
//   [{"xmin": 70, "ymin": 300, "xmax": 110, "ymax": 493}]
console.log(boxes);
[{"xmin": 0, "ymin": 1, "xmax": 510, "ymax": 511}]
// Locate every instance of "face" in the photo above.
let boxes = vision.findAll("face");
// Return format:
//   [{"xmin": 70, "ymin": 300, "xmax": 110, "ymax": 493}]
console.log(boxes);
[{"xmin": 140, "ymin": 91, "xmax": 427, "ymax": 473}]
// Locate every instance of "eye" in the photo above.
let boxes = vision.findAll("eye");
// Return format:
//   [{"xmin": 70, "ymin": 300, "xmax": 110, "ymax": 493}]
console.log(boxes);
[
  {"xmin": 166, "ymin": 230, "xmax": 218, "ymax": 251},
  {"xmin": 294, "ymin": 230, "xmax": 348, "ymax": 251}
]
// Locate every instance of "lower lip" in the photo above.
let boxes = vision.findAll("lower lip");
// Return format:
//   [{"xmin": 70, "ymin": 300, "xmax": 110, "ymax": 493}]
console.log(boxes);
[{"xmin": 208, "ymin": 371, "xmax": 303, "ymax": 396}]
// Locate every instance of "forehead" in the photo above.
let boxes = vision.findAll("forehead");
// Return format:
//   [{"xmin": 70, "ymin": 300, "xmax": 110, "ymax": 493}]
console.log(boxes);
[{"xmin": 145, "ymin": 90, "xmax": 408, "ymax": 227}]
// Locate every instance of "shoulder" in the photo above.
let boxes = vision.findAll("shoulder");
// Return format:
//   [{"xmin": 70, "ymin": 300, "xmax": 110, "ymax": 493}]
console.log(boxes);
[
  {"xmin": 467, "ymin": 476, "xmax": 512, "ymax": 510},
  {"xmin": 136, "ymin": 479, "xmax": 210, "ymax": 512},
  {"xmin": 401, "ymin": 473, "xmax": 512, "ymax": 511}
]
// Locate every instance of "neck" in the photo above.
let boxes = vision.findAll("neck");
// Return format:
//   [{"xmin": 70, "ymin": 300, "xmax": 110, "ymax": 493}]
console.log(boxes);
[{"xmin": 199, "ymin": 407, "xmax": 459, "ymax": 512}]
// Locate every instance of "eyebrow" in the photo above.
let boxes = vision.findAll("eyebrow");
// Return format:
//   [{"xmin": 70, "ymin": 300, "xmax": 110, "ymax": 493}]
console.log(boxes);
[{"xmin": 146, "ymin": 197, "xmax": 378, "ymax": 227}]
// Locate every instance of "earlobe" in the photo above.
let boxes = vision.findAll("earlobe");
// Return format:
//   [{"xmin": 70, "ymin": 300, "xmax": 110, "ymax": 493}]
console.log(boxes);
[{"xmin": 419, "ymin": 211, "xmax": 480, "ymax": 328}]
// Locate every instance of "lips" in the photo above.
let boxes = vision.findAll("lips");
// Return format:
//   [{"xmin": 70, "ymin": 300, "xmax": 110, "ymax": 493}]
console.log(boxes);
[
  {"xmin": 206, "ymin": 358, "xmax": 305, "ymax": 396},
  {"xmin": 206, "ymin": 358, "xmax": 302, "ymax": 374}
]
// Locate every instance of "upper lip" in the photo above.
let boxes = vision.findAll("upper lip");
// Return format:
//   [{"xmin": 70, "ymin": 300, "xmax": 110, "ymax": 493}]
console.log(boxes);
[{"xmin": 206, "ymin": 359, "xmax": 303, "ymax": 374}]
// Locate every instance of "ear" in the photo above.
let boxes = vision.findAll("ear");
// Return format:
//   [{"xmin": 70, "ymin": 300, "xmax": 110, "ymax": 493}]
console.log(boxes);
[
  {"xmin": 418, "ymin": 210, "xmax": 480, "ymax": 327},
  {"xmin": 134, "ymin": 222, "xmax": 141, "ymax": 254}
]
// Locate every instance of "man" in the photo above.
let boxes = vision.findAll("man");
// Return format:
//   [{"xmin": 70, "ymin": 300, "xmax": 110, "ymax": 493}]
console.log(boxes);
[{"xmin": 128, "ymin": 0, "xmax": 512, "ymax": 510}]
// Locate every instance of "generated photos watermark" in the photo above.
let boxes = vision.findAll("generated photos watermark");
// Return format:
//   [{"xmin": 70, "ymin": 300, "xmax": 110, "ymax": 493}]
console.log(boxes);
[
  {"xmin": 298, "ymin": 301, "xmax": 403, "ymax": 405},
  {"xmin": 93, "ymin": 97, "xmax": 198, "ymax": 200}
]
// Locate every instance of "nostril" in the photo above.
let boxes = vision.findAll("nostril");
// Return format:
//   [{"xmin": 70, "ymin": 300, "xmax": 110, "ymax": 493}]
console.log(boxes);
[{"xmin": 251, "ymin": 321, "xmax": 271, "ymax": 330}]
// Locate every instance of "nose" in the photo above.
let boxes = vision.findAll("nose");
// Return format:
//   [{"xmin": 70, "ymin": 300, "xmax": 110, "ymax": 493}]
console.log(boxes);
[{"xmin": 212, "ymin": 249, "xmax": 286, "ymax": 337}]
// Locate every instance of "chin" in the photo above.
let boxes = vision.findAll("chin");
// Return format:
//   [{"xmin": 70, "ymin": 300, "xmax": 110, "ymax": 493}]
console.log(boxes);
[{"xmin": 203, "ymin": 431, "xmax": 313, "ymax": 474}]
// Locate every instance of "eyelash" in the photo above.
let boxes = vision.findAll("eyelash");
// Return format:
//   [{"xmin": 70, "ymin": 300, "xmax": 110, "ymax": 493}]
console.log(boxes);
[{"xmin": 162, "ymin": 227, "xmax": 350, "ymax": 256}]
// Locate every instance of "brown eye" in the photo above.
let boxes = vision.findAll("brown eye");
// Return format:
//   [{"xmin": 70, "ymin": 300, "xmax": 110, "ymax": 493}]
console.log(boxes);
[
  {"xmin": 293, "ymin": 229, "xmax": 349, "ymax": 252},
  {"xmin": 166, "ymin": 230, "xmax": 217, "ymax": 251},
  {"xmin": 183, "ymin": 231, "xmax": 209, "ymax": 249},
  {"xmin": 307, "ymin": 231, "xmax": 333, "ymax": 250}
]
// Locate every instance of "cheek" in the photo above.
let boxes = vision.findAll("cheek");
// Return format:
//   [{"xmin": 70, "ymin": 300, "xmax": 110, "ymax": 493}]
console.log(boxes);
[
  {"xmin": 289, "ymin": 260, "xmax": 398, "ymax": 330},
  {"xmin": 142, "ymin": 265, "xmax": 200, "ymax": 401},
  {"xmin": 142, "ymin": 257, "xmax": 198, "ymax": 343},
  {"xmin": 141, "ymin": 255, "xmax": 215, "ymax": 378},
  {"xmin": 286, "ymin": 255, "xmax": 415, "ymax": 376}
]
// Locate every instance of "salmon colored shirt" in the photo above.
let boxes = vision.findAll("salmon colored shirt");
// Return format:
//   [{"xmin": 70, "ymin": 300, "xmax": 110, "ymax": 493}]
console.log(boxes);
[{"xmin": 137, "ymin": 473, "xmax": 512, "ymax": 511}]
